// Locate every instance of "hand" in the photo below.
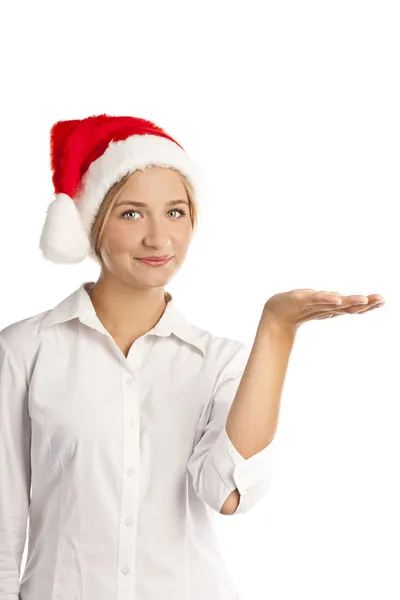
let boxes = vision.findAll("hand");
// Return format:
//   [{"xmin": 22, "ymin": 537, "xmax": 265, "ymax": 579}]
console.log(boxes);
[{"xmin": 263, "ymin": 289, "xmax": 385, "ymax": 330}]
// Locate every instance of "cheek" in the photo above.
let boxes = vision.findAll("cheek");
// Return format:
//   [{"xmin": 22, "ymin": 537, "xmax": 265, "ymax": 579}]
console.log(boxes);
[
  {"xmin": 177, "ymin": 219, "xmax": 193, "ymax": 240},
  {"xmin": 182, "ymin": 225, "xmax": 194, "ymax": 245},
  {"xmin": 104, "ymin": 223, "xmax": 135, "ymax": 250}
]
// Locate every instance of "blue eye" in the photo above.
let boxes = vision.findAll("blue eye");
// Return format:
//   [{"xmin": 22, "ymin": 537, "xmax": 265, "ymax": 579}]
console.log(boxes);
[{"xmin": 120, "ymin": 209, "xmax": 186, "ymax": 220}]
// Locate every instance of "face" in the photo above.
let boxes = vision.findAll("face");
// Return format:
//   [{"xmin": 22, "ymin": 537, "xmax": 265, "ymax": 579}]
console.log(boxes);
[{"xmin": 97, "ymin": 167, "xmax": 193, "ymax": 289}]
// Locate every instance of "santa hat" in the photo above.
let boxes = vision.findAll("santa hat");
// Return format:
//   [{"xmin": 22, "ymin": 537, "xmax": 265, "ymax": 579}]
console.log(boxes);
[{"xmin": 39, "ymin": 113, "xmax": 200, "ymax": 264}]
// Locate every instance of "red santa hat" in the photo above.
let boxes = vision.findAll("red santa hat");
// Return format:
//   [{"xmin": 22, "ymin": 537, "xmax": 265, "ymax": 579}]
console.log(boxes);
[{"xmin": 39, "ymin": 113, "xmax": 200, "ymax": 264}]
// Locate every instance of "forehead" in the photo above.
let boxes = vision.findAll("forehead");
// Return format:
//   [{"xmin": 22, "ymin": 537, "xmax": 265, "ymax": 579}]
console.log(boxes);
[{"xmin": 117, "ymin": 167, "xmax": 186, "ymax": 201}]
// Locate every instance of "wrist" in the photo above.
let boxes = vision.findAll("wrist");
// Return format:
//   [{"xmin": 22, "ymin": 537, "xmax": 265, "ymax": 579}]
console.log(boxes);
[{"xmin": 259, "ymin": 306, "xmax": 298, "ymax": 338}]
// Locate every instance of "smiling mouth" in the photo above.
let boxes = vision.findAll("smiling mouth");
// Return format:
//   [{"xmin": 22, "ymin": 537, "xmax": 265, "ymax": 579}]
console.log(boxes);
[{"xmin": 135, "ymin": 256, "xmax": 173, "ymax": 266}]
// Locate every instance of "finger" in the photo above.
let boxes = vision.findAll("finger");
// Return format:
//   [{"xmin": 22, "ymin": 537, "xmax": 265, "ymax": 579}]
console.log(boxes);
[
  {"xmin": 346, "ymin": 298, "xmax": 385, "ymax": 313},
  {"xmin": 355, "ymin": 301, "xmax": 385, "ymax": 314},
  {"xmin": 309, "ymin": 291, "xmax": 343, "ymax": 306},
  {"xmin": 324, "ymin": 293, "xmax": 383, "ymax": 307},
  {"xmin": 304, "ymin": 291, "xmax": 384, "ymax": 312},
  {"xmin": 313, "ymin": 313, "xmax": 341, "ymax": 319},
  {"xmin": 315, "ymin": 301, "xmax": 384, "ymax": 318},
  {"xmin": 315, "ymin": 294, "xmax": 369, "ymax": 308}
]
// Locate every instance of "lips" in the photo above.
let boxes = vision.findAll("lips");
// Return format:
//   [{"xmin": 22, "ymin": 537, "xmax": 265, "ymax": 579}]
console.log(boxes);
[
  {"xmin": 136, "ymin": 256, "xmax": 172, "ymax": 261},
  {"xmin": 136, "ymin": 256, "xmax": 172, "ymax": 266}
]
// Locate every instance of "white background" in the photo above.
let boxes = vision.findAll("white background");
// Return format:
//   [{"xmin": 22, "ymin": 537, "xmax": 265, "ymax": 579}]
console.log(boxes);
[{"xmin": 1, "ymin": 1, "xmax": 399, "ymax": 598}]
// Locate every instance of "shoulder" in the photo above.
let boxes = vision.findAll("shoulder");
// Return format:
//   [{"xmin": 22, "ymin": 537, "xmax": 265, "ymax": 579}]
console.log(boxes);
[
  {"xmin": 192, "ymin": 321, "xmax": 250, "ymax": 375},
  {"xmin": 0, "ymin": 309, "xmax": 49, "ymax": 378},
  {"xmin": 0, "ymin": 309, "xmax": 48, "ymax": 348}
]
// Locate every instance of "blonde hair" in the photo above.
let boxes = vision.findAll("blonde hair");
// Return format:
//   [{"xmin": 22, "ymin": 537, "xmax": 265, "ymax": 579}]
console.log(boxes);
[{"xmin": 89, "ymin": 166, "xmax": 199, "ymax": 265}]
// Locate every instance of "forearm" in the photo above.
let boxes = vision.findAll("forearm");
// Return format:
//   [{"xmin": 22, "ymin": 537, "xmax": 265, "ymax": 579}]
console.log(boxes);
[{"xmin": 226, "ymin": 309, "xmax": 297, "ymax": 459}]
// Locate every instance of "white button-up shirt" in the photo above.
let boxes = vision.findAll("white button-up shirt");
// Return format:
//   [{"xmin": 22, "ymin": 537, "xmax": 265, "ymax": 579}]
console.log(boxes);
[{"xmin": 0, "ymin": 281, "xmax": 275, "ymax": 600}]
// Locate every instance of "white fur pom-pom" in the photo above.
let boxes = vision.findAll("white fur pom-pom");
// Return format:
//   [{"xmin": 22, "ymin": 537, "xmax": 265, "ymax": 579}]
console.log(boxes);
[{"xmin": 39, "ymin": 193, "xmax": 91, "ymax": 264}]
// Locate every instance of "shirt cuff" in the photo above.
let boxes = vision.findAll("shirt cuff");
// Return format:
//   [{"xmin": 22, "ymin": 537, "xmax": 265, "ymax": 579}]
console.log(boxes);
[{"xmin": 211, "ymin": 423, "xmax": 275, "ymax": 495}]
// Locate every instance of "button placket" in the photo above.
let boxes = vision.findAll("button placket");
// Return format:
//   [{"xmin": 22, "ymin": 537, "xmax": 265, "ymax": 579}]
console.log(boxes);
[{"xmin": 118, "ymin": 368, "xmax": 141, "ymax": 593}]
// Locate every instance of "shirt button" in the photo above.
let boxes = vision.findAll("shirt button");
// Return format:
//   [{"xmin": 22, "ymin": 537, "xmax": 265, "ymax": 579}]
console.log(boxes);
[
  {"xmin": 121, "ymin": 565, "xmax": 130, "ymax": 575},
  {"xmin": 124, "ymin": 517, "xmax": 133, "ymax": 526},
  {"xmin": 127, "ymin": 468, "xmax": 135, "ymax": 477},
  {"xmin": 126, "ymin": 377, "xmax": 134, "ymax": 385}
]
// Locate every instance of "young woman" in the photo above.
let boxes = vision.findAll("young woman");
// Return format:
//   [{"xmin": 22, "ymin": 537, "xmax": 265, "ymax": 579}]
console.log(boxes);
[{"xmin": 0, "ymin": 113, "xmax": 384, "ymax": 600}]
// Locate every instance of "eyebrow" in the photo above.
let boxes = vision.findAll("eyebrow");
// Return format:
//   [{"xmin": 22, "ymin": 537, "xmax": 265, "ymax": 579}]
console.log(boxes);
[{"xmin": 116, "ymin": 199, "xmax": 189, "ymax": 208}]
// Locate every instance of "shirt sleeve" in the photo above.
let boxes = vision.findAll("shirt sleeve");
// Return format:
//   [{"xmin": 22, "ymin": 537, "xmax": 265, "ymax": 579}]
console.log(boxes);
[
  {"xmin": 187, "ymin": 342, "xmax": 275, "ymax": 516},
  {"xmin": 0, "ymin": 335, "xmax": 31, "ymax": 598}
]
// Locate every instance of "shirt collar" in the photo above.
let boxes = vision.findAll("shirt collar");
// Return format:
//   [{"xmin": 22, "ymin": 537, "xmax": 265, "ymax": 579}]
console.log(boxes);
[{"xmin": 38, "ymin": 281, "xmax": 206, "ymax": 357}]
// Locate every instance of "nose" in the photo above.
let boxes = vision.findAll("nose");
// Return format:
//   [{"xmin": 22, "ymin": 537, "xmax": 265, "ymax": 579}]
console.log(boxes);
[{"xmin": 142, "ymin": 220, "xmax": 172, "ymax": 249}]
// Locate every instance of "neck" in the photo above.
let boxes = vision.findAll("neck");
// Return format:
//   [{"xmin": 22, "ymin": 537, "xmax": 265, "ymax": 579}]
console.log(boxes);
[{"xmin": 85, "ymin": 278, "xmax": 169, "ymax": 337}]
